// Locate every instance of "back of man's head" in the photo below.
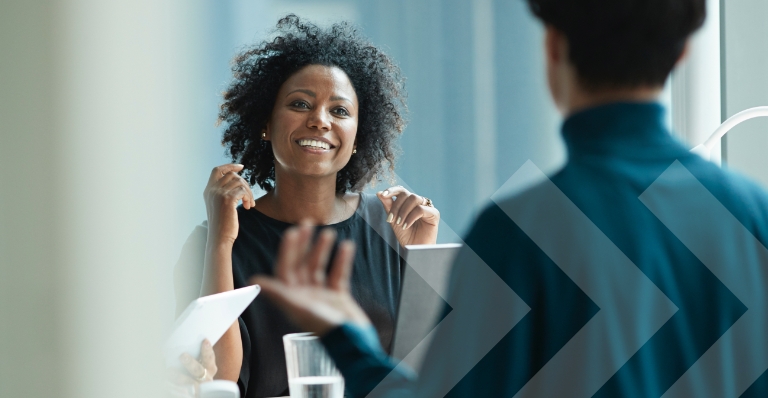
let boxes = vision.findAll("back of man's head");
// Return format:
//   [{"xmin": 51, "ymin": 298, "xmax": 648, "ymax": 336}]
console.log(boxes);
[{"xmin": 526, "ymin": 0, "xmax": 706, "ymax": 90}]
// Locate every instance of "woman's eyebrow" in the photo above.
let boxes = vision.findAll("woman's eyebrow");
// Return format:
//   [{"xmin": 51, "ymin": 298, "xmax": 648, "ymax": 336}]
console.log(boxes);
[
  {"xmin": 286, "ymin": 88, "xmax": 352, "ymax": 104},
  {"xmin": 286, "ymin": 89, "xmax": 315, "ymax": 97}
]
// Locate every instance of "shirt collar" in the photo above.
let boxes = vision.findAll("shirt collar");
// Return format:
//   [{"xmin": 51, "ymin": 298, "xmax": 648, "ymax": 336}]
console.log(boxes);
[{"xmin": 561, "ymin": 101, "xmax": 680, "ymax": 159}]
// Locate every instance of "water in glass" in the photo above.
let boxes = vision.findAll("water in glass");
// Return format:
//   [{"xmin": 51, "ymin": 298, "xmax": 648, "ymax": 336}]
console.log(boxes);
[{"xmin": 288, "ymin": 375, "xmax": 344, "ymax": 398}]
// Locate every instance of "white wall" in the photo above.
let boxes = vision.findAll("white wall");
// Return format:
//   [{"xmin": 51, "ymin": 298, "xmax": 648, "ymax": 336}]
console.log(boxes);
[
  {"xmin": 1, "ymin": 1, "xmax": 204, "ymax": 397},
  {"xmin": 722, "ymin": 0, "xmax": 768, "ymax": 187},
  {"xmin": 0, "ymin": 2, "xmax": 61, "ymax": 397},
  {"xmin": 670, "ymin": 0, "xmax": 722, "ymax": 163}
]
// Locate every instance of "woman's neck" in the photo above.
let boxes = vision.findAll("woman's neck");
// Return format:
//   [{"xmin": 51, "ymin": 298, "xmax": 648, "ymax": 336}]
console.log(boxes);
[{"xmin": 258, "ymin": 170, "xmax": 355, "ymax": 225}]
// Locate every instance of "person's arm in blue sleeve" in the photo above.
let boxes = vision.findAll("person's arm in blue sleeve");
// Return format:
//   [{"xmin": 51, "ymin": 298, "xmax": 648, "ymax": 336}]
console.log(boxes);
[{"xmin": 321, "ymin": 323, "xmax": 416, "ymax": 398}]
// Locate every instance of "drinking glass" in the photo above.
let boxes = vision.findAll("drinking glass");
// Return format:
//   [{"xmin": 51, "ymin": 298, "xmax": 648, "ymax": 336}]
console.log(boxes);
[{"xmin": 283, "ymin": 332, "xmax": 345, "ymax": 398}]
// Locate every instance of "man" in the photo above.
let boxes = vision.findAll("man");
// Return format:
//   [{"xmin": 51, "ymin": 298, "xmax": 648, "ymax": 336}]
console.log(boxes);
[{"xmin": 253, "ymin": 0, "xmax": 768, "ymax": 396}]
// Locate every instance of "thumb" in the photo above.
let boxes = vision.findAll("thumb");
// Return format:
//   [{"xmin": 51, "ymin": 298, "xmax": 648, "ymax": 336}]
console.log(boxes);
[{"xmin": 250, "ymin": 277, "xmax": 287, "ymax": 304}]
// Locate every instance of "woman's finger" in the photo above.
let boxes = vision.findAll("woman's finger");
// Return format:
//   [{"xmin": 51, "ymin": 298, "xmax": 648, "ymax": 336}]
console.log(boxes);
[
  {"xmin": 275, "ymin": 228, "xmax": 301, "ymax": 284},
  {"xmin": 377, "ymin": 186, "xmax": 403, "ymax": 212},
  {"xmin": 179, "ymin": 353, "xmax": 207, "ymax": 381},
  {"xmin": 380, "ymin": 185, "xmax": 407, "ymax": 197},
  {"xmin": 166, "ymin": 367, "xmax": 198, "ymax": 387},
  {"xmin": 199, "ymin": 339, "xmax": 217, "ymax": 378},
  {"xmin": 328, "ymin": 240, "xmax": 356, "ymax": 292},
  {"xmin": 230, "ymin": 173, "xmax": 255, "ymax": 209},
  {"xmin": 378, "ymin": 186, "xmax": 406, "ymax": 212},
  {"xmin": 208, "ymin": 164, "xmax": 244, "ymax": 184},
  {"xmin": 403, "ymin": 206, "xmax": 440, "ymax": 229},
  {"xmin": 221, "ymin": 178, "xmax": 253, "ymax": 209},
  {"xmin": 394, "ymin": 194, "xmax": 422, "ymax": 229},
  {"xmin": 401, "ymin": 205, "xmax": 426, "ymax": 230},
  {"xmin": 386, "ymin": 189, "xmax": 412, "ymax": 225},
  {"xmin": 239, "ymin": 177, "xmax": 255, "ymax": 210},
  {"xmin": 306, "ymin": 228, "xmax": 337, "ymax": 285},
  {"xmin": 250, "ymin": 276, "xmax": 289, "ymax": 307},
  {"xmin": 293, "ymin": 222, "xmax": 315, "ymax": 284},
  {"xmin": 246, "ymin": 177, "xmax": 256, "ymax": 209}
]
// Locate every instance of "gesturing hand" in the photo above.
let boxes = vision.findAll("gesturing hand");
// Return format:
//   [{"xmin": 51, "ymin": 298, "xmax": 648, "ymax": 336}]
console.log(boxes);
[
  {"xmin": 251, "ymin": 222, "xmax": 371, "ymax": 336},
  {"xmin": 377, "ymin": 186, "xmax": 440, "ymax": 246},
  {"xmin": 204, "ymin": 164, "xmax": 255, "ymax": 245}
]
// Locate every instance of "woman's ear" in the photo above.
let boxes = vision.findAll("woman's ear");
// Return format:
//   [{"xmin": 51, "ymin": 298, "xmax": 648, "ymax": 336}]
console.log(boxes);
[{"xmin": 262, "ymin": 122, "xmax": 271, "ymax": 141}]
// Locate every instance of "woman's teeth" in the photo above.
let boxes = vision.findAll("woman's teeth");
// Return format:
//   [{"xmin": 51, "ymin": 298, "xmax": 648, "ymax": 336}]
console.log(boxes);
[{"xmin": 298, "ymin": 139, "xmax": 331, "ymax": 150}]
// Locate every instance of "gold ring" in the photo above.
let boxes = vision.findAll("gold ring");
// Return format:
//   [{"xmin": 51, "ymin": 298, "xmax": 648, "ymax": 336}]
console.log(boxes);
[
  {"xmin": 422, "ymin": 197, "xmax": 433, "ymax": 207},
  {"xmin": 197, "ymin": 367, "xmax": 207, "ymax": 382}
]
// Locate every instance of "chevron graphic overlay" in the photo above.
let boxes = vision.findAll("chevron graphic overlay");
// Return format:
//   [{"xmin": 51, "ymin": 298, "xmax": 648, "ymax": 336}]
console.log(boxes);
[
  {"xmin": 492, "ymin": 160, "xmax": 679, "ymax": 397},
  {"xmin": 355, "ymin": 178, "xmax": 528, "ymax": 398},
  {"xmin": 640, "ymin": 160, "xmax": 768, "ymax": 397}
]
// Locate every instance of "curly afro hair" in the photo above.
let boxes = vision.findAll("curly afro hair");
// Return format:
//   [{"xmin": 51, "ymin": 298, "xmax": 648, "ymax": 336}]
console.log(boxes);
[{"xmin": 218, "ymin": 15, "xmax": 407, "ymax": 193}]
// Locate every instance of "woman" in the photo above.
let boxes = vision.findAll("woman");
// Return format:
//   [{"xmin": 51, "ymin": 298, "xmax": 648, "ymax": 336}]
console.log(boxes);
[{"xmin": 174, "ymin": 15, "xmax": 439, "ymax": 398}]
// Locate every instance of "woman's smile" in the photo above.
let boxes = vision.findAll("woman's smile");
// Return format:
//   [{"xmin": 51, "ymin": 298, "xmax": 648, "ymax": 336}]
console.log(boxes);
[{"xmin": 295, "ymin": 137, "xmax": 336, "ymax": 154}]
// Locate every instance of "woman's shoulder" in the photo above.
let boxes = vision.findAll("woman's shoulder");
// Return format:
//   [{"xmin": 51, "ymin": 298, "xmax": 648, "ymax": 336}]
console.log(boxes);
[
  {"xmin": 349, "ymin": 192, "xmax": 403, "ymax": 254},
  {"xmin": 356, "ymin": 192, "xmax": 387, "ymax": 221}
]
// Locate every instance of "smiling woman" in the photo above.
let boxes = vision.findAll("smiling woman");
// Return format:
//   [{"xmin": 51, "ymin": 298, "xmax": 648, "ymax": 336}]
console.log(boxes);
[
  {"xmin": 219, "ymin": 15, "xmax": 406, "ymax": 194},
  {"xmin": 173, "ymin": 15, "xmax": 439, "ymax": 398},
  {"xmin": 266, "ymin": 65, "xmax": 360, "ymax": 181}
]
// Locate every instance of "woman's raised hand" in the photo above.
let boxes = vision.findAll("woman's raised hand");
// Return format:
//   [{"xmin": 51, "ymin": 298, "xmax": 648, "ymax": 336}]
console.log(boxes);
[
  {"xmin": 377, "ymin": 186, "xmax": 440, "ymax": 246},
  {"xmin": 204, "ymin": 164, "xmax": 255, "ymax": 245}
]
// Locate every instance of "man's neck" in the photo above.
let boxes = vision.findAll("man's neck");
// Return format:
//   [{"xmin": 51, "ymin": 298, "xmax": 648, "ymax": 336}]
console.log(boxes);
[{"xmin": 564, "ymin": 85, "xmax": 663, "ymax": 117}]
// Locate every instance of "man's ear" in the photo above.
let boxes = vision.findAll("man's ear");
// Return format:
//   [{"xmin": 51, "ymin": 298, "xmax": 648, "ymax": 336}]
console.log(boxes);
[
  {"xmin": 675, "ymin": 39, "xmax": 691, "ymax": 67},
  {"xmin": 545, "ymin": 25, "xmax": 566, "ymax": 65}
]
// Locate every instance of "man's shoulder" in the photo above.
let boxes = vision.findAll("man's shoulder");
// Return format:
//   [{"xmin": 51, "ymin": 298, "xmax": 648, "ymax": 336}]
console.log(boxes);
[{"xmin": 683, "ymin": 157, "xmax": 768, "ymax": 228}]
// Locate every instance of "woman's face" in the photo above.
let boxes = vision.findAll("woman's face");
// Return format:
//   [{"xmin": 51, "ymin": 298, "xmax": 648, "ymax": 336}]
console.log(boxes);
[{"xmin": 265, "ymin": 64, "xmax": 359, "ymax": 182}]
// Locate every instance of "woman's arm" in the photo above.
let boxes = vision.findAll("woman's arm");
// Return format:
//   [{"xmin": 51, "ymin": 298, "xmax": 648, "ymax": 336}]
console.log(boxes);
[{"xmin": 200, "ymin": 164, "xmax": 255, "ymax": 382}]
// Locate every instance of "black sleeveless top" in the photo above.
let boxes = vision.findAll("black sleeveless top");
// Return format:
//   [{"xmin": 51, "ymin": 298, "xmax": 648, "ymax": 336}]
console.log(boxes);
[{"xmin": 174, "ymin": 193, "xmax": 405, "ymax": 398}]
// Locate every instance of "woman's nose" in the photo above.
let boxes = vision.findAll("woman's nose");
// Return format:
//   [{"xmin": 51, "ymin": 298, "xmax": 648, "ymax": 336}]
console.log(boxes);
[{"xmin": 307, "ymin": 108, "xmax": 332, "ymax": 131}]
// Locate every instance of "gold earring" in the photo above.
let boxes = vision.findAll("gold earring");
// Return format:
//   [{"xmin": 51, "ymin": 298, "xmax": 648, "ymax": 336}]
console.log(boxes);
[
  {"xmin": 261, "ymin": 132, "xmax": 266, "ymax": 139},
  {"xmin": 352, "ymin": 148, "xmax": 357, "ymax": 154}
]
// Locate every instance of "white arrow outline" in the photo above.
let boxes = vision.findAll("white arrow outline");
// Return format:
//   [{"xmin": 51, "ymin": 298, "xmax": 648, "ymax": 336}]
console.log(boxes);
[
  {"xmin": 640, "ymin": 160, "xmax": 768, "ymax": 397},
  {"xmin": 356, "ymin": 177, "xmax": 528, "ymax": 397},
  {"xmin": 492, "ymin": 161, "xmax": 678, "ymax": 397}
]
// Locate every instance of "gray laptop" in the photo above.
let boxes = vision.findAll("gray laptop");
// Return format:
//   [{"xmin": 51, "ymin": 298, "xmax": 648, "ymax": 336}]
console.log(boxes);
[{"xmin": 392, "ymin": 243, "xmax": 462, "ymax": 372}]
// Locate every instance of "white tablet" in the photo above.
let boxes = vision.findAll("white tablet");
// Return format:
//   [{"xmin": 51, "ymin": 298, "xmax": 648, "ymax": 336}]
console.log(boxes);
[{"xmin": 165, "ymin": 285, "xmax": 260, "ymax": 367}]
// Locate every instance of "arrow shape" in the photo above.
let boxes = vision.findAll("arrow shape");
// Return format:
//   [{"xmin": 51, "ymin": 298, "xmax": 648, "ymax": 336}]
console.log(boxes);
[
  {"xmin": 639, "ymin": 160, "xmax": 768, "ymax": 397},
  {"xmin": 492, "ymin": 160, "xmax": 679, "ymax": 397},
  {"xmin": 355, "ymin": 178, "xmax": 529, "ymax": 397}
]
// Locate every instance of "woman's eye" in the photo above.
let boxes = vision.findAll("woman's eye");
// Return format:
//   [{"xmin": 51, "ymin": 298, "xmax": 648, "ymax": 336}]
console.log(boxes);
[
  {"xmin": 291, "ymin": 101, "xmax": 309, "ymax": 109},
  {"xmin": 333, "ymin": 108, "xmax": 350, "ymax": 117}
]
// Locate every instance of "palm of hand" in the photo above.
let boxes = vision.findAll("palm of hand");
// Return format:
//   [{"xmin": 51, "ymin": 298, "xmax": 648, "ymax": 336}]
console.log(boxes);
[
  {"xmin": 263, "ymin": 281, "xmax": 365, "ymax": 335},
  {"xmin": 251, "ymin": 224, "xmax": 372, "ymax": 336}
]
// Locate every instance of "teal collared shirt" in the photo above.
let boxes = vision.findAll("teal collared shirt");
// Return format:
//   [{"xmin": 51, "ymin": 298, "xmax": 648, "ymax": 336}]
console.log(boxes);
[{"xmin": 322, "ymin": 102, "xmax": 768, "ymax": 397}]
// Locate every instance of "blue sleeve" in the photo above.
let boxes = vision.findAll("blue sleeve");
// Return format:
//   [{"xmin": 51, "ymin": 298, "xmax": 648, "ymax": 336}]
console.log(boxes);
[{"xmin": 321, "ymin": 323, "xmax": 416, "ymax": 398}]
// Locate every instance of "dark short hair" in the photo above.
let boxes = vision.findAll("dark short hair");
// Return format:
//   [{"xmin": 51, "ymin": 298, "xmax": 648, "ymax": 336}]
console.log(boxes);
[
  {"xmin": 219, "ymin": 15, "xmax": 407, "ymax": 193},
  {"xmin": 526, "ymin": 0, "xmax": 706, "ymax": 89}
]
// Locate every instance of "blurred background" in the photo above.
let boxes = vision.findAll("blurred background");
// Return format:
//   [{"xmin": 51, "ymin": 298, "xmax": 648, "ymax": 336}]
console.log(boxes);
[{"xmin": 1, "ymin": 0, "xmax": 767, "ymax": 397}]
